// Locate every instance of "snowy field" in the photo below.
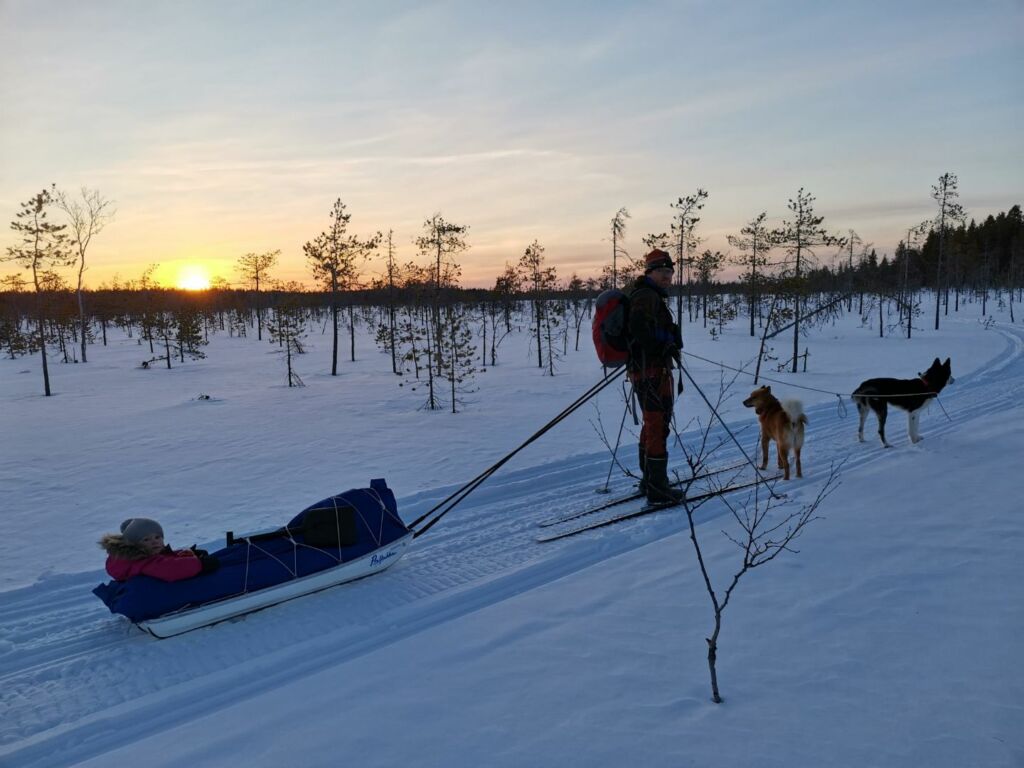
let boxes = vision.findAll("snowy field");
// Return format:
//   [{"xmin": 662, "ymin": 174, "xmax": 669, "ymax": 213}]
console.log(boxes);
[{"xmin": 1, "ymin": 298, "xmax": 1022, "ymax": 767}]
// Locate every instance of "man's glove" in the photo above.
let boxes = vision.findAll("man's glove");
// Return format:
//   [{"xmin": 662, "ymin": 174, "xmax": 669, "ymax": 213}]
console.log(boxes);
[{"xmin": 671, "ymin": 322, "xmax": 683, "ymax": 352}]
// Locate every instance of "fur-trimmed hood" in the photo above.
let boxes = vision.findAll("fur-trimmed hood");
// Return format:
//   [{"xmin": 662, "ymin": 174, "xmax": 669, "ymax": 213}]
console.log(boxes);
[{"xmin": 98, "ymin": 533, "xmax": 153, "ymax": 561}]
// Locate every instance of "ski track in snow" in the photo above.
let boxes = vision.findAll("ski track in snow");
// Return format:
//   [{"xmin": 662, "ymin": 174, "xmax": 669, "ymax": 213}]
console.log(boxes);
[{"xmin": 2, "ymin": 323, "xmax": 1022, "ymax": 766}]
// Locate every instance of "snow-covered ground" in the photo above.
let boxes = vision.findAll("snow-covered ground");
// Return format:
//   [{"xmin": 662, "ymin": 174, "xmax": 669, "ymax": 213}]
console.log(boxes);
[{"xmin": 2, "ymin": 298, "xmax": 1022, "ymax": 767}]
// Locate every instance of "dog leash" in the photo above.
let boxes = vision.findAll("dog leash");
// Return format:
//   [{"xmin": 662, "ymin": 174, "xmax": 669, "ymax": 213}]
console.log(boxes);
[
  {"xmin": 681, "ymin": 351, "xmax": 849, "ymax": 417},
  {"xmin": 933, "ymin": 396, "xmax": 953, "ymax": 422},
  {"xmin": 680, "ymin": 350, "xmax": 953, "ymax": 420}
]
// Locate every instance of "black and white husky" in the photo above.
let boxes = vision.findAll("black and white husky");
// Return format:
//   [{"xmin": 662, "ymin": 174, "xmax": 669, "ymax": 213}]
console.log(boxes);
[{"xmin": 853, "ymin": 357, "xmax": 953, "ymax": 447}]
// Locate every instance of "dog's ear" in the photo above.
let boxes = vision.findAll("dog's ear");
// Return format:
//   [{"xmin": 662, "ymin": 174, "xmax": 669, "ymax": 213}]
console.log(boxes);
[
  {"xmin": 932, "ymin": 357, "xmax": 940, "ymax": 367},
  {"xmin": 943, "ymin": 357, "xmax": 951, "ymax": 368},
  {"xmin": 765, "ymin": 386, "xmax": 771, "ymax": 393}
]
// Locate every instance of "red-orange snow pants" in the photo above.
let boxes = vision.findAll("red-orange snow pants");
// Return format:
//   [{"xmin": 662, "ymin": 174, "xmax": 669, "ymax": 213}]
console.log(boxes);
[{"xmin": 629, "ymin": 367, "xmax": 675, "ymax": 458}]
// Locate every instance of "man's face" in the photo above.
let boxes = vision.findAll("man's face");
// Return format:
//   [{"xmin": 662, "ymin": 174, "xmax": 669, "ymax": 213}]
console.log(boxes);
[{"xmin": 649, "ymin": 266, "xmax": 674, "ymax": 289}]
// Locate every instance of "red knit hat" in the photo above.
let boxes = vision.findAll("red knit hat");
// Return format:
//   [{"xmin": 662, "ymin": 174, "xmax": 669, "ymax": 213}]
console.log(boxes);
[{"xmin": 644, "ymin": 248, "xmax": 674, "ymax": 272}]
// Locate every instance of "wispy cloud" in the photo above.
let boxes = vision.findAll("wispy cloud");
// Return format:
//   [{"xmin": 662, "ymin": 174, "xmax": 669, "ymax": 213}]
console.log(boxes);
[{"xmin": 1, "ymin": 1, "xmax": 1021, "ymax": 286}]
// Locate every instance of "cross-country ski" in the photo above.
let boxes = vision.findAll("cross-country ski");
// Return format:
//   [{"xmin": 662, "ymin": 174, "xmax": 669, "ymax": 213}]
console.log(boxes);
[
  {"xmin": 537, "ymin": 475, "xmax": 782, "ymax": 543},
  {"xmin": 536, "ymin": 461, "xmax": 750, "ymax": 528}
]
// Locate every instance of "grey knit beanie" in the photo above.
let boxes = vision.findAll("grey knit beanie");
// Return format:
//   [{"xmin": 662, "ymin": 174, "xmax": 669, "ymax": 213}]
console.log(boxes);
[{"xmin": 120, "ymin": 518, "xmax": 164, "ymax": 544}]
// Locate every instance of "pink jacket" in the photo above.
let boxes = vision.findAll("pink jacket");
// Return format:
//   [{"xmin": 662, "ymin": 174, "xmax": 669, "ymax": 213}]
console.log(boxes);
[{"xmin": 100, "ymin": 534, "xmax": 203, "ymax": 582}]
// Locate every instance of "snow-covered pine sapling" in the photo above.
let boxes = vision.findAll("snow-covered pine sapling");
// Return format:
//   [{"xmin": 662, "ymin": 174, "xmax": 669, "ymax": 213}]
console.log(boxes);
[
  {"xmin": 694, "ymin": 249, "xmax": 725, "ymax": 329},
  {"xmin": 487, "ymin": 265, "xmax": 520, "ymax": 365},
  {"xmin": 517, "ymin": 240, "xmax": 562, "ymax": 374},
  {"xmin": 771, "ymin": 188, "xmax": 845, "ymax": 373},
  {"xmin": 727, "ymin": 212, "xmax": 774, "ymax": 338},
  {"xmin": 3, "ymin": 186, "xmax": 73, "ymax": 395},
  {"xmin": 565, "ymin": 274, "xmax": 590, "ymax": 352},
  {"xmin": 175, "ymin": 310, "xmax": 207, "ymax": 364},
  {"xmin": 436, "ymin": 303, "xmax": 477, "ymax": 413},
  {"xmin": 930, "ymin": 172, "xmax": 966, "ymax": 330},
  {"xmin": 670, "ymin": 189, "xmax": 709, "ymax": 324},
  {"xmin": 305, "ymin": 199, "xmax": 380, "ymax": 376},
  {"xmin": 610, "ymin": 206, "xmax": 630, "ymax": 290},
  {"xmin": 268, "ymin": 283, "xmax": 307, "ymax": 388},
  {"xmin": 415, "ymin": 214, "xmax": 469, "ymax": 410},
  {"xmin": 235, "ymin": 249, "xmax": 278, "ymax": 342}
]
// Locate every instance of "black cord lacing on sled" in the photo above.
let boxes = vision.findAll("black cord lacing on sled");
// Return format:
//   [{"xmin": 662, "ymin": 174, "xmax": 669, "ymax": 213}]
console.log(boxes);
[{"xmin": 409, "ymin": 367, "xmax": 626, "ymax": 538}]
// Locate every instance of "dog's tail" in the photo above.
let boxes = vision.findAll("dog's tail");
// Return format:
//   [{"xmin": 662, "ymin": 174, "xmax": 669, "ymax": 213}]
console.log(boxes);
[{"xmin": 781, "ymin": 399, "xmax": 807, "ymax": 449}]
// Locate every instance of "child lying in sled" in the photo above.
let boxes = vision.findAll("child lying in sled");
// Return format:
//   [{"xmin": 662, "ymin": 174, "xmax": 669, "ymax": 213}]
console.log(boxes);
[{"xmin": 99, "ymin": 517, "xmax": 220, "ymax": 582}]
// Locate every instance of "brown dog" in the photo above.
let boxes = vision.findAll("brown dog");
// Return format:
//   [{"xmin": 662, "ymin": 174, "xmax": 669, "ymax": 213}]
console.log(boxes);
[{"xmin": 742, "ymin": 386, "xmax": 808, "ymax": 480}]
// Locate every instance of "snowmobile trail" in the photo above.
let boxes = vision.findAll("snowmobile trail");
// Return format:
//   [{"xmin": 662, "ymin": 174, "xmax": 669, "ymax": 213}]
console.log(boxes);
[{"xmin": 2, "ymin": 322, "xmax": 1022, "ymax": 767}]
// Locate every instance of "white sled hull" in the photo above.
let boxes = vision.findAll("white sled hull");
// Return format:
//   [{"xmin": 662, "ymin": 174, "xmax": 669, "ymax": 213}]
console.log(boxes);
[{"xmin": 137, "ymin": 533, "xmax": 413, "ymax": 639}]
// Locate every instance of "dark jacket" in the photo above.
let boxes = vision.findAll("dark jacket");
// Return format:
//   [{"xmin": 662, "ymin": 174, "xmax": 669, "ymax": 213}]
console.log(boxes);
[{"xmin": 627, "ymin": 276, "xmax": 681, "ymax": 372}]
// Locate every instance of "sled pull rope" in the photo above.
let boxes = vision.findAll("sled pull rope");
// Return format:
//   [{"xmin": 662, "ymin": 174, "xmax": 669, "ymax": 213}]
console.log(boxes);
[{"xmin": 410, "ymin": 367, "xmax": 626, "ymax": 537}]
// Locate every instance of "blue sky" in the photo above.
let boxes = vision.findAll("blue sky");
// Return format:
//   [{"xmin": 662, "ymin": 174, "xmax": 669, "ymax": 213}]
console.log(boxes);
[{"xmin": 1, "ymin": 0, "xmax": 1021, "ymax": 286}]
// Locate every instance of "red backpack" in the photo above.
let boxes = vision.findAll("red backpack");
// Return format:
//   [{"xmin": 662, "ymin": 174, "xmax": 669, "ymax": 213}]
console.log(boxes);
[{"xmin": 592, "ymin": 289, "xmax": 630, "ymax": 368}]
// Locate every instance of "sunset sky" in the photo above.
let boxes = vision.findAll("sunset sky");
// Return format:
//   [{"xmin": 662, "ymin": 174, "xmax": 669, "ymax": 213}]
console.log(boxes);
[{"xmin": 1, "ymin": 0, "xmax": 1021, "ymax": 289}]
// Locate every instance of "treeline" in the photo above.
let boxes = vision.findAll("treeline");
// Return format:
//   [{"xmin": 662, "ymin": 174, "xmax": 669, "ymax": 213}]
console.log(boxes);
[{"xmin": 3, "ymin": 176, "xmax": 1021, "ymax": 402}]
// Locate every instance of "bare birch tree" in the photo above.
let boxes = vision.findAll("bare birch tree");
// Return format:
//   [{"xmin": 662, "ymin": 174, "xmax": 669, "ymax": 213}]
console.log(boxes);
[{"xmin": 55, "ymin": 187, "xmax": 115, "ymax": 363}]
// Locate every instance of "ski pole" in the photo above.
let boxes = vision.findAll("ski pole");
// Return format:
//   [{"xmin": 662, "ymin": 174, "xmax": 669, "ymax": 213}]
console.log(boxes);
[
  {"xmin": 410, "ymin": 367, "xmax": 626, "ymax": 536},
  {"xmin": 597, "ymin": 381, "xmax": 633, "ymax": 494},
  {"xmin": 677, "ymin": 363, "xmax": 783, "ymax": 499}
]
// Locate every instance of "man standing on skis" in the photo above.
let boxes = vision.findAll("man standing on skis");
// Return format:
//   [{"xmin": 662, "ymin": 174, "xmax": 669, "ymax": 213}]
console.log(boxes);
[{"xmin": 628, "ymin": 248, "xmax": 684, "ymax": 504}]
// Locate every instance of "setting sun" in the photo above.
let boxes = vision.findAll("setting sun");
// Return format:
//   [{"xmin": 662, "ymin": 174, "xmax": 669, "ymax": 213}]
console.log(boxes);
[{"xmin": 177, "ymin": 266, "xmax": 211, "ymax": 291}]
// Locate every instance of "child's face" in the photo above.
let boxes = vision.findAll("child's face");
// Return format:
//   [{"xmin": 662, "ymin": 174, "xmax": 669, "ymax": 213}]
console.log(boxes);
[{"xmin": 139, "ymin": 533, "xmax": 165, "ymax": 555}]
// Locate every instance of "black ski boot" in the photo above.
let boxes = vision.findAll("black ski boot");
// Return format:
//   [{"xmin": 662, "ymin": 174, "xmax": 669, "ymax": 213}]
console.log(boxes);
[
  {"xmin": 637, "ymin": 448, "xmax": 648, "ymax": 496},
  {"xmin": 645, "ymin": 456, "xmax": 683, "ymax": 505}
]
